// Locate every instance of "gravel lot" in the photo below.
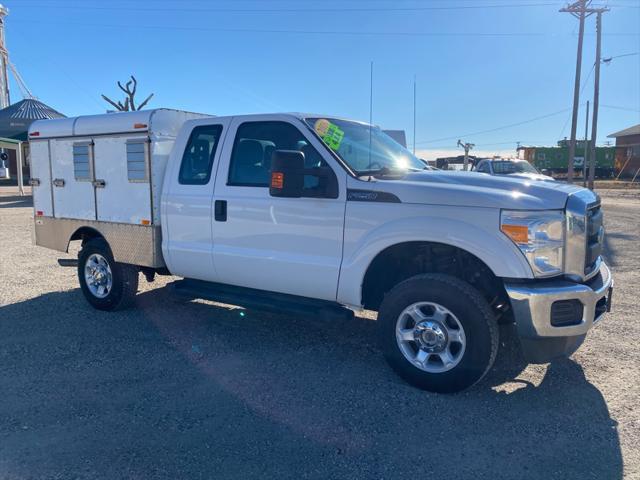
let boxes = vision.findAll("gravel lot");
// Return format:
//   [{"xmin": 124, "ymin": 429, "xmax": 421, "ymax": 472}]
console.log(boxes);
[{"xmin": 0, "ymin": 189, "xmax": 638, "ymax": 479}]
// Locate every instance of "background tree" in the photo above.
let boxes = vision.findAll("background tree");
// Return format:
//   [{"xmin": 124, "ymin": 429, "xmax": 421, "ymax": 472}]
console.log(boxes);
[{"xmin": 102, "ymin": 76, "xmax": 153, "ymax": 111}]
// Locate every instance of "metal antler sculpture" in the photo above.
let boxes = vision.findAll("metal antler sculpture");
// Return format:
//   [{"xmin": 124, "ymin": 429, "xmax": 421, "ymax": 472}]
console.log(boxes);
[{"xmin": 102, "ymin": 76, "xmax": 154, "ymax": 111}]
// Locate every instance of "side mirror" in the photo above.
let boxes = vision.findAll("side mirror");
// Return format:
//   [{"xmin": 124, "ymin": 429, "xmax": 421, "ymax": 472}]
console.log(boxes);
[{"xmin": 269, "ymin": 150, "xmax": 305, "ymax": 198}]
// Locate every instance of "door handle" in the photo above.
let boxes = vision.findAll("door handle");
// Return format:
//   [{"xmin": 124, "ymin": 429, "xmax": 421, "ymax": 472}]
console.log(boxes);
[
  {"xmin": 53, "ymin": 178, "xmax": 65, "ymax": 187},
  {"xmin": 214, "ymin": 200, "xmax": 227, "ymax": 222},
  {"xmin": 92, "ymin": 179, "xmax": 106, "ymax": 188}
]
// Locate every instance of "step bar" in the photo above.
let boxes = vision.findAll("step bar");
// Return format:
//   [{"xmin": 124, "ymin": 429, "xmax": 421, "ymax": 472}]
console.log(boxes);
[{"xmin": 169, "ymin": 278, "xmax": 355, "ymax": 320}]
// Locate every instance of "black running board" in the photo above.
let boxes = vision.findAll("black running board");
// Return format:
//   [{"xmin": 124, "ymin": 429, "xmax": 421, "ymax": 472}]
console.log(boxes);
[
  {"xmin": 169, "ymin": 278, "xmax": 354, "ymax": 320},
  {"xmin": 58, "ymin": 258, "xmax": 78, "ymax": 267}
]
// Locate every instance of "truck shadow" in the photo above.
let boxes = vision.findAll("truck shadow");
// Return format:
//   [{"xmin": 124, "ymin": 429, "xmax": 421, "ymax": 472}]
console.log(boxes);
[
  {"xmin": 0, "ymin": 195, "xmax": 33, "ymax": 209},
  {"xmin": 0, "ymin": 287, "xmax": 622, "ymax": 479}
]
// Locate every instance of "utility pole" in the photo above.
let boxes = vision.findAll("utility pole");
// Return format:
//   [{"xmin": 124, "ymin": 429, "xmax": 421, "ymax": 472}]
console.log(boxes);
[
  {"xmin": 561, "ymin": 1, "xmax": 588, "ymax": 184},
  {"xmin": 560, "ymin": 0, "xmax": 609, "ymax": 184},
  {"xmin": 589, "ymin": 9, "xmax": 608, "ymax": 190},
  {"xmin": 583, "ymin": 100, "xmax": 589, "ymax": 187},
  {"xmin": 457, "ymin": 139, "xmax": 475, "ymax": 171},
  {"xmin": 560, "ymin": 0, "xmax": 588, "ymax": 184}
]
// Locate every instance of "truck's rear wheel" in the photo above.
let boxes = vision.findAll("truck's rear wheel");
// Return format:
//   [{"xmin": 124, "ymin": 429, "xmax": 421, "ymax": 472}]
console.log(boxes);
[
  {"xmin": 378, "ymin": 274, "xmax": 498, "ymax": 393},
  {"xmin": 77, "ymin": 238, "xmax": 139, "ymax": 311}
]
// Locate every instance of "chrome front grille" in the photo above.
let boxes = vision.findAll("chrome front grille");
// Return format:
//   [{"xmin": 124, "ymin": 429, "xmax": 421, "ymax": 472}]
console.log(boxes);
[
  {"xmin": 565, "ymin": 189, "xmax": 602, "ymax": 281},
  {"xmin": 585, "ymin": 205, "xmax": 603, "ymax": 276}
]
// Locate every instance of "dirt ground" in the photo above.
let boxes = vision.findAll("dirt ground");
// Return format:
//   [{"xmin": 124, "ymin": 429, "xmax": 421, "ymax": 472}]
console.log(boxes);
[{"xmin": 0, "ymin": 188, "xmax": 638, "ymax": 479}]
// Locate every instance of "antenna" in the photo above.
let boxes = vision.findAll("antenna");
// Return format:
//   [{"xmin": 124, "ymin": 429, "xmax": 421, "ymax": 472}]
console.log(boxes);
[
  {"xmin": 369, "ymin": 61, "xmax": 373, "ymax": 127},
  {"xmin": 368, "ymin": 61, "xmax": 373, "ymax": 170},
  {"xmin": 413, "ymin": 75, "xmax": 416, "ymax": 155}
]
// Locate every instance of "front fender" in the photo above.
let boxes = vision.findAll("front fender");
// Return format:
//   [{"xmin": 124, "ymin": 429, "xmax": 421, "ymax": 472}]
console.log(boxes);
[{"xmin": 336, "ymin": 202, "xmax": 533, "ymax": 307}]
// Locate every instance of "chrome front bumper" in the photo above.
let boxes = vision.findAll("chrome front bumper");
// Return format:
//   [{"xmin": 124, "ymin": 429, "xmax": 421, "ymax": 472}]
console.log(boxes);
[{"xmin": 504, "ymin": 261, "xmax": 613, "ymax": 362}]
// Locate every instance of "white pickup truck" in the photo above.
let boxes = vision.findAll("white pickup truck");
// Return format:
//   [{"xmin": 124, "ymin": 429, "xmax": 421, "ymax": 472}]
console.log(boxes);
[{"xmin": 28, "ymin": 109, "xmax": 613, "ymax": 393}]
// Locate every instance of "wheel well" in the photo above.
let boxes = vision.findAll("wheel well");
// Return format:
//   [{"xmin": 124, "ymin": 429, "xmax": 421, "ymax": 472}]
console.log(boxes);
[
  {"xmin": 361, "ymin": 242, "xmax": 511, "ymax": 318},
  {"xmin": 68, "ymin": 227, "xmax": 104, "ymax": 250}
]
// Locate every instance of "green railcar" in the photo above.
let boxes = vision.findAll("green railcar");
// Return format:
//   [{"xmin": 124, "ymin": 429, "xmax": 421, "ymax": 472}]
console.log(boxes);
[{"xmin": 525, "ymin": 141, "xmax": 615, "ymax": 178}]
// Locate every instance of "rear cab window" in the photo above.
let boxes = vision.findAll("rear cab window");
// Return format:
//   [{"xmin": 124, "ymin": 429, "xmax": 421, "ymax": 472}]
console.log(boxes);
[{"xmin": 179, "ymin": 125, "xmax": 224, "ymax": 185}]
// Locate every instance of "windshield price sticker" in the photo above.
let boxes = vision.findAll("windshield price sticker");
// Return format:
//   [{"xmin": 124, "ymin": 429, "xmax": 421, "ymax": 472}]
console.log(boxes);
[{"xmin": 314, "ymin": 119, "xmax": 344, "ymax": 151}]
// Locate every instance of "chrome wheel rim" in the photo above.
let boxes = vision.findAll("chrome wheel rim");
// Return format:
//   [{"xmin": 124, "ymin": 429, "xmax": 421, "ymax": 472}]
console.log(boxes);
[
  {"xmin": 395, "ymin": 302, "xmax": 466, "ymax": 373},
  {"xmin": 84, "ymin": 253, "xmax": 113, "ymax": 299}
]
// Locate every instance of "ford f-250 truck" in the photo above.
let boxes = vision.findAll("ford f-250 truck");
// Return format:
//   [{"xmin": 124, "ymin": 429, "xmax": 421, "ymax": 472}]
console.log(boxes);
[{"xmin": 28, "ymin": 109, "xmax": 613, "ymax": 393}]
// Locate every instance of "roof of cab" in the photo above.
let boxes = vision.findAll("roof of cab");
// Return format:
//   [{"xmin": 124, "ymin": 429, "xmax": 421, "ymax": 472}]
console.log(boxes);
[{"xmin": 28, "ymin": 108, "xmax": 211, "ymax": 139}]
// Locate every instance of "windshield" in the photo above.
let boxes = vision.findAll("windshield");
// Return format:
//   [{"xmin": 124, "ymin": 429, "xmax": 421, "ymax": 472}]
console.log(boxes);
[
  {"xmin": 305, "ymin": 117, "xmax": 427, "ymax": 174},
  {"xmin": 491, "ymin": 160, "xmax": 539, "ymax": 175}
]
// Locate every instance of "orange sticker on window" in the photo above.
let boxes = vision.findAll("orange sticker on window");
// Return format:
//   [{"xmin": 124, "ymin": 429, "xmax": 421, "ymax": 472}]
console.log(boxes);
[
  {"xmin": 271, "ymin": 172, "xmax": 284, "ymax": 189},
  {"xmin": 314, "ymin": 119, "xmax": 331, "ymax": 137}
]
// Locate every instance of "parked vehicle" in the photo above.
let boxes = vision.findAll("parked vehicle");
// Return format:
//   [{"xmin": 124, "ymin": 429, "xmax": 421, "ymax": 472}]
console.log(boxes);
[
  {"xmin": 473, "ymin": 158, "xmax": 554, "ymax": 181},
  {"xmin": 28, "ymin": 109, "xmax": 613, "ymax": 393}
]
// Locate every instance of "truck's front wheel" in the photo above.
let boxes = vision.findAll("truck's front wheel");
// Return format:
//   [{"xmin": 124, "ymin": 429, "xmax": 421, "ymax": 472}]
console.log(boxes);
[
  {"xmin": 379, "ymin": 274, "xmax": 498, "ymax": 393},
  {"xmin": 77, "ymin": 238, "xmax": 139, "ymax": 311}
]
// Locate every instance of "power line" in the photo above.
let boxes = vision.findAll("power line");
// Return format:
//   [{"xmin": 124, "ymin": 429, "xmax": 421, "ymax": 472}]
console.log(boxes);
[
  {"xmin": 602, "ymin": 52, "xmax": 640, "ymax": 63},
  {"xmin": 558, "ymin": 63, "xmax": 595, "ymax": 139},
  {"xmin": 16, "ymin": 2, "xmax": 563, "ymax": 13},
  {"xmin": 473, "ymin": 141, "xmax": 525, "ymax": 146},
  {"xmin": 415, "ymin": 108, "xmax": 571, "ymax": 145},
  {"xmin": 601, "ymin": 104, "xmax": 640, "ymax": 112},
  {"xmin": 11, "ymin": 19, "xmax": 637, "ymax": 38},
  {"xmin": 601, "ymin": 3, "xmax": 640, "ymax": 7}
]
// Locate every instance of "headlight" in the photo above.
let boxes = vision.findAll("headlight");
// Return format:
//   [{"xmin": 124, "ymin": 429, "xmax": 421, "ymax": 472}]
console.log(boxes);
[{"xmin": 500, "ymin": 209, "xmax": 564, "ymax": 278}]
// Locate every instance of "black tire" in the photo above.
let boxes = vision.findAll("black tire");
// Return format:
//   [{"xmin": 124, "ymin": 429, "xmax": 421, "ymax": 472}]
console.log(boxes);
[
  {"xmin": 77, "ymin": 238, "xmax": 139, "ymax": 311},
  {"xmin": 378, "ymin": 273, "xmax": 498, "ymax": 393}
]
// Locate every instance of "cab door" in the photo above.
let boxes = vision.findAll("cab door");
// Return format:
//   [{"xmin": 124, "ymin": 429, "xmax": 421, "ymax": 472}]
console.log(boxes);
[
  {"xmin": 211, "ymin": 115, "xmax": 347, "ymax": 301},
  {"xmin": 162, "ymin": 119, "xmax": 230, "ymax": 281}
]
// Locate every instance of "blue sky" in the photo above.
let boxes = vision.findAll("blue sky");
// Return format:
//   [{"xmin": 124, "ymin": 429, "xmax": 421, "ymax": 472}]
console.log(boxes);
[{"xmin": 6, "ymin": 0, "xmax": 640, "ymax": 159}]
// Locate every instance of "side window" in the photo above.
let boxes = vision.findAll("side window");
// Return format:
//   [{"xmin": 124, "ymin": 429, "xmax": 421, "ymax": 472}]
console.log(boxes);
[
  {"xmin": 228, "ymin": 121, "xmax": 328, "ymax": 190},
  {"xmin": 126, "ymin": 140, "xmax": 148, "ymax": 182},
  {"xmin": 73, "ymin": 142, "xmax": 92, "ymax": 181},
  {"xmin": 179, "ymin": 125, "xmax": 223, "ymax": 185},
  {"xmin": 477, "ymin": 162, "xmax": 489, "ymax": 173}
]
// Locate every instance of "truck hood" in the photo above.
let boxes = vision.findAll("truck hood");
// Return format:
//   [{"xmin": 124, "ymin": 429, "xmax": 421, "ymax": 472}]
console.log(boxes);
[{"xmin": 367, "ymin": 170, "xmax": 585, "ymax": 210}]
